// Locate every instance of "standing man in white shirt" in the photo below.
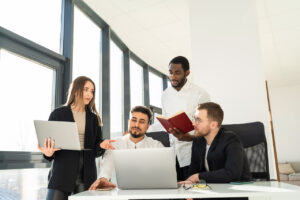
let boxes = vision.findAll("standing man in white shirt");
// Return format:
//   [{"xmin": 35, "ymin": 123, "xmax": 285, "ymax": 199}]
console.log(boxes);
[
  {"xmin": 89, "ymin": 106, "xmax": 164, "ymax": 190},
  {"xmin": 162, "ymin": 56, "xmax": 210, "ymax": 181}
]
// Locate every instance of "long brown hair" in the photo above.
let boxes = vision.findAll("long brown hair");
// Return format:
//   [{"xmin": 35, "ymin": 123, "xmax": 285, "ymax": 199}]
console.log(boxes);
[{"xmin": 66, "ymin": 76, "xmax": 102, "ymax": 126}]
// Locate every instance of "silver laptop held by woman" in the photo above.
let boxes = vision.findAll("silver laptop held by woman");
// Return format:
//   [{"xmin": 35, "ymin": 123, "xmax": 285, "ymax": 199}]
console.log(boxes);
[{"xmin": 34, "ymin": 120, "xmax": 81, "ymax": 150}]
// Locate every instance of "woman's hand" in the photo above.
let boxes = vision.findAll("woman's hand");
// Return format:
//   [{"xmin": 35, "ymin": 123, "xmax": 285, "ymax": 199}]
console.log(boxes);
[
  {"xmin": 37, "ymin": 138, "xmax": 61, "ymax": 157},
  {"xmin": 100, "ymin": 139, "xmax": 116, "ymax": 150}
]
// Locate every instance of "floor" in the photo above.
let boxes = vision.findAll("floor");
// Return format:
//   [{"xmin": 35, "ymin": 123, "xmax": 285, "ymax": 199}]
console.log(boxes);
[{"xmin": 0, "ymin": 168, "xmax": 49, "ymax": 200}]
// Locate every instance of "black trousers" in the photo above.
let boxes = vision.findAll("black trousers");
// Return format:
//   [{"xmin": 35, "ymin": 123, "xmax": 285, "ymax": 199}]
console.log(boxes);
[
  {"xmin": 46, "ymin": 151, "xmax": 85, "ymax": 200},
  {"xmin": 176, "ymin": 157, "xmax": 190, "ymax": 181}
]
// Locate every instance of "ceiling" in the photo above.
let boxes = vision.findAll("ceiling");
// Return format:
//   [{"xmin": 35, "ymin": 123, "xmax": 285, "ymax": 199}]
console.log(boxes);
[{"xmin": 84, "ymin": 0, "xmax": 300, "ymax": 88}]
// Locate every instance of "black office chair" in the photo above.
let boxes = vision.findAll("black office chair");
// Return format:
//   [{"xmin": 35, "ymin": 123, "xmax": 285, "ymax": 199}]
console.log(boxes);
[
  {"xmin": 146, "ymin": 131, "xmax": 170, "ymax": 147},
  {"xmin": 222, "ymin": 122, "xmax": 270, "ymax": 181}
]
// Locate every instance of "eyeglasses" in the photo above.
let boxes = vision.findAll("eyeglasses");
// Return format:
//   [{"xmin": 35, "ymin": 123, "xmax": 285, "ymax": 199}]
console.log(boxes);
[
  {"xmin": 191, "ymin": 116, "xmax": 201, "ymax": 125},
  {"xmin": 183, "ymin": 179, "xmax": 211, "ymax": 190},
  {"xmin": 191, "ymin": 116, "xmax": 212, "ymax": 125}
]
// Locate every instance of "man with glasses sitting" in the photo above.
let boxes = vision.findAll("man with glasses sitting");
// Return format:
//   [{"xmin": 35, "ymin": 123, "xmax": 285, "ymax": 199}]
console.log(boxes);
[
  {"xmin": 89, "ymin": 106, "xmax": 164, "ymax": 190},
  {"xmin": 170, "ymin": 102, "xmax": 251, "ymax": 185}
]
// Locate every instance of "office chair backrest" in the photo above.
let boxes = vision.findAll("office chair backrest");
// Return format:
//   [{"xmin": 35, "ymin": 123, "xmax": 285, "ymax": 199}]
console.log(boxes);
[
  {"xmin": 146, "ymin": 131, "xmax": 170, "ymax": 147},
  {"xmin": 222, "ymin": 122, "xmax": 270, "ymax": 181}
]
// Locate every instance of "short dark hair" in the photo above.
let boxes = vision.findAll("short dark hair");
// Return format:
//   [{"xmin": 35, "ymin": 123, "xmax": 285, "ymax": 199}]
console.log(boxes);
[
  {"xmin": 169, "ymin": 56, "xmax": 190, "ymax": 71},
  {"xmin": 131, "ymin": 106, "xmax": 153, "ymax": 124},
  {"xmin": 197, "ymin": 102, "xmax": 224, "ymax": 127}
]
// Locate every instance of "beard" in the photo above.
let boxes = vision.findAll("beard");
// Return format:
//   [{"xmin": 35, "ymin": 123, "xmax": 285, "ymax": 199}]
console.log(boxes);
[
  {"xmin": 195, "ymin": 129, "xmax": 210, "ymax": 137},
  {"xmin": 129, "ymin": 127, "xmax": 145, "ymax": 138},
  {"xmin": 171, "ymin": 76, "xmax": 187, "ymax": 89}
]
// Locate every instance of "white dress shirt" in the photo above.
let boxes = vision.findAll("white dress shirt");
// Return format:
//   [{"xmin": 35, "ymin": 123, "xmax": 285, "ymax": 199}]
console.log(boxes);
[
  {"xmin": 159, "ymin": 80, "xmax": 210, "ymax": 168},
  {"xmin": 99, "ymin": 134, "xmax": 164, "ymax": 180}
]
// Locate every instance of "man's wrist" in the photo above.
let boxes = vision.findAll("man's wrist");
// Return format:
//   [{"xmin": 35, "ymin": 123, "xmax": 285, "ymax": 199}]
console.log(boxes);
[
  {"xmin": 99, "ymin": 177, "xmax": 109, "ymax": 182},
  {"xmin": 184, "ymin": 134, "xmax": 195, "ymax": 141}
]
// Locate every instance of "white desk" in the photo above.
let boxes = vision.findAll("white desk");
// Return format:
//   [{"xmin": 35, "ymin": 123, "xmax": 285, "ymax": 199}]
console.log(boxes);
[{"xmin": 70, "ymin": 181, "xmax": 300, "ymax": 200}]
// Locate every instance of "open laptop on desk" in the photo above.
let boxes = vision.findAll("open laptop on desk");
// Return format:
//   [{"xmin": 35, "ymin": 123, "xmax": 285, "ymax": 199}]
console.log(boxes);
[{"xmin": 112, "ymin": 148, "xmax": 179, "ymax": 189}]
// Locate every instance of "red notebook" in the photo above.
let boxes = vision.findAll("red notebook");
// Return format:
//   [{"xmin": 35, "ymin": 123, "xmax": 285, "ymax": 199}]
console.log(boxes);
[{"xmin": 156, "ymin": 111, "xmax": 194, "ymax": 134}]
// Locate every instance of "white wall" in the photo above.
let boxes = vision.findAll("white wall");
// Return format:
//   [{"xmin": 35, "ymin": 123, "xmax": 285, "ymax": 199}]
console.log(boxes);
[
  {"xmin": 188, "ymin": 0, "xmax": 276, "ymax": 179},
  {"xmin": 269, "ymin": 84, "xmax": 300, "ymax": 163}
]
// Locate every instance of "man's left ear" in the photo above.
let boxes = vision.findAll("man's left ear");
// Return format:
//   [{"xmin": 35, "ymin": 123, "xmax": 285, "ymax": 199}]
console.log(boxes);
[
  {"xmin": 185, "ymin": 70, "xmax": 190, "ymax": 77},
  {"xmin": 211, "ymin": 121, "xmax": 218, "ymax": 129}
]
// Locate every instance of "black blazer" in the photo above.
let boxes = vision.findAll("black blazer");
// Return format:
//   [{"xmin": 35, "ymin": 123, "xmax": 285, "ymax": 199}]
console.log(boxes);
[
  {"xmin": 44, "ymin": 105, "xmax": 105, "ymax": 192},
  {"xmin": 189, "ymin": 128, "xmax": 251, "ymax": 183}
]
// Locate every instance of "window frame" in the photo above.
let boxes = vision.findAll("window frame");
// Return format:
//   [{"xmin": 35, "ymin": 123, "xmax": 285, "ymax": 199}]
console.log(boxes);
[
  {"xmin": 0, "ymin": 0, "xmax": 168, "ymax": 169},
  {"xmin": 0, "ymin": 0, "xmax": 69, "ymax": 169}
]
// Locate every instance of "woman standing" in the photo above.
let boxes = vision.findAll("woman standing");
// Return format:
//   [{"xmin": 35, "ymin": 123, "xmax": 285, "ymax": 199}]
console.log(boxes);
[{"xmin": 38, "ymin": 76, "xmax": 114, "ymax": 200}]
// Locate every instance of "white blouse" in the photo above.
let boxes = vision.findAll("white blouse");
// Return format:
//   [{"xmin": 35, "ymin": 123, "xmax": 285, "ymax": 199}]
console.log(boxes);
[{"xmin": 161, "ymin": 80, "xmax": 210, "ymax": 168}]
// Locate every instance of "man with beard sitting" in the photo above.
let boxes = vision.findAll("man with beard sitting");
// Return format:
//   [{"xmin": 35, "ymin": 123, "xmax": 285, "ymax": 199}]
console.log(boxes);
[
  {"xmin": 170, "ymin": 102, "xmax": 251, "ymax": 184},
  {"xmin": 89, "ymin": 105, "xmax": 164, "ymax": 190},
  {"xmin": 170, "ymin": 102, "xmax": 251, "ymax": 200}
]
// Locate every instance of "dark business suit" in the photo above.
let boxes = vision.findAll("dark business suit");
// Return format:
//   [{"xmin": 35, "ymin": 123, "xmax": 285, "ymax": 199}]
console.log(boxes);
[
  {"xmin": 189, "ymin": 128, "xmax": 251, "ymax": 183},
  {"xmin": 44, "ymin": 105, "xmax": 105, "ymax": 193}
]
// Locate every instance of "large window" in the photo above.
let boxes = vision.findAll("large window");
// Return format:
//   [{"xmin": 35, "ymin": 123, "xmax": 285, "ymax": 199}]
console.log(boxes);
[
  {"xmin": 0, "ymin": 0, "xmax": 168, "ymax": 169},
  {"xmin": 0, "ymin": 49, "xmax": 54, "ymax": 151},
  {"xmin": 130, "ymin": 59, "xmax": 144, "ymax": 107},
  {"xmin": 149, "ymin": 71, "xmax": 163, "ymax": 108},
  {"xmin": 167, "ymin": 79, "xmax": 171, "ymax": 88},
  {"xmin": 73, "ymin": 6, "xmax": 101, "ymax": 110},
  {"xmin": 110, "ymin": 41, "xmax": 124, "ymax": 138},
  {"xmin": 0, "ymin": 0, "xmax": 62, "ymax": 53}
]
